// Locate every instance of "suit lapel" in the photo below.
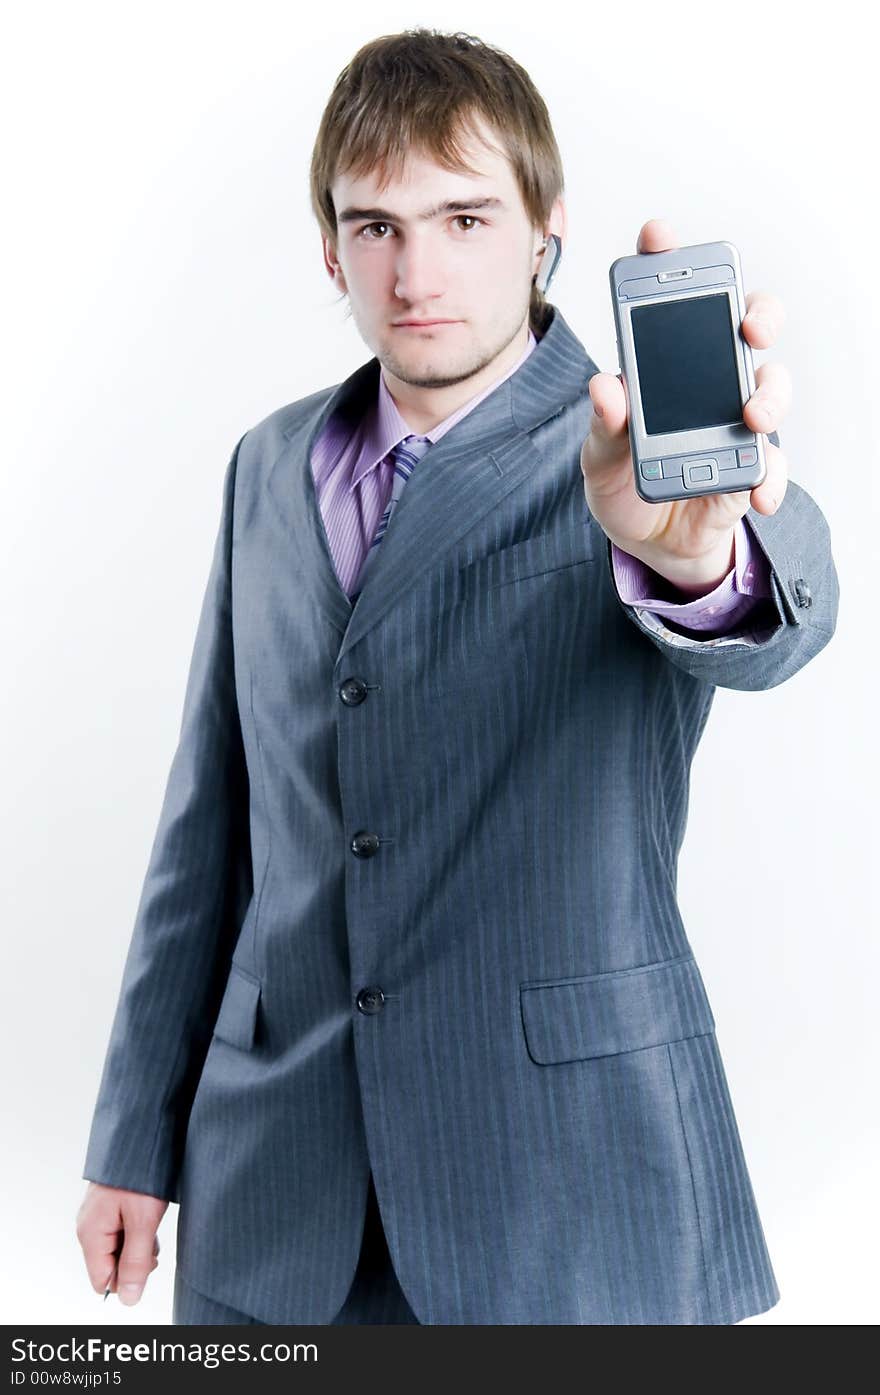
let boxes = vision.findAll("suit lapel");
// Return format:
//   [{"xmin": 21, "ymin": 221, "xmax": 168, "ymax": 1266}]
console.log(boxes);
[{"xmin": 265, "ymin": 306, "xmax": 599, "ymax": 668}]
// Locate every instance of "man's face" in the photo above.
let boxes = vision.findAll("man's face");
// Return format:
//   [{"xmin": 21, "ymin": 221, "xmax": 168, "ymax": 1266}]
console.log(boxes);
[{"xmin": 323, "ymin": 118, "xmax": 553, "ymax": 392}]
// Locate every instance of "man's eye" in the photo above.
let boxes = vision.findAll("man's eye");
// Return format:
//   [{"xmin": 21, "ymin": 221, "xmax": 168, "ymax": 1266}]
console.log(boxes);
[{"xmin": 358, "ymin": 216, "xmax": 484, "ymax": 239}]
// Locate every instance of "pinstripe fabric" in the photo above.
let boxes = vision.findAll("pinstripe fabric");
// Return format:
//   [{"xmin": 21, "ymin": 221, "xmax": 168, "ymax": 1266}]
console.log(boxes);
[
  {"xmin": 310, "ymin": 321, "xmax": 772, "ymax": 635},
  {"xmin": 311, "ymin": 330, "xmax": 537, "ymax": 596},
  {"xmin": 174, "ymin": 1260, "xmax": 420, "ymax": 1326},
  {"xmin": 172, "ymin": 1172, "xmax": 419, "ymax": 1324},
  {"xmin": 82, "ymin": 304, "xmax": 839, "ymax": 1325}
]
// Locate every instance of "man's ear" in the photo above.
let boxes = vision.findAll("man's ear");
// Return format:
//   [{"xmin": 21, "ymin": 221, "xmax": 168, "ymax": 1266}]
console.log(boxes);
[{"xmin": 322, "ymin": 233, "xmax": 347, "ymax": 291}]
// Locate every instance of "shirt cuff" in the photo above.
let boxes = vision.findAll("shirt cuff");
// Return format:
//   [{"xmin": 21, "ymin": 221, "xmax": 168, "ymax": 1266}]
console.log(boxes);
[{"xmin": 610, "ymin": 517, "xmax": 773, "ymax": 636}]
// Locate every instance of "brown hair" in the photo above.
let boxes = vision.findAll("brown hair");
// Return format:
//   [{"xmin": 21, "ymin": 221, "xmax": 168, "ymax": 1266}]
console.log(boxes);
[{"xmin": 309, "ymin": 28, "xmax": 564, "ymax": 336}]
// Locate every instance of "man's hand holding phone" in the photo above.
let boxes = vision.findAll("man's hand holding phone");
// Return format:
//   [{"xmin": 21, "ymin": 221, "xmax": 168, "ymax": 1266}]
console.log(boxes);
[{"xmin": 581, "ymin": 218, "xmax": 791, "ymax": 595}]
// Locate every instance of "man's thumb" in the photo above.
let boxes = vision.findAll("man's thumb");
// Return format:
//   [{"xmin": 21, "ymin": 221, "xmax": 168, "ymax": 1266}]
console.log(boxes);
[
  {"xmin": 588, "ymin": 372, "xmax": 626, "ymax": 430},
  {"xmin": 115, "ymin": 1219, "xmax": 160, "ymax": 1305}
]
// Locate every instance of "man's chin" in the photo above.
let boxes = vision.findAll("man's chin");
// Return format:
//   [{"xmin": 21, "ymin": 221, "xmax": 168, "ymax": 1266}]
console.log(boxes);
[
  {"xmin": 389, "ymin": 366, "xmax": 481, "ymax": 390},
  {"xmin": 379, "ymin": 341, "xmax": 494, "ymax": 391}
]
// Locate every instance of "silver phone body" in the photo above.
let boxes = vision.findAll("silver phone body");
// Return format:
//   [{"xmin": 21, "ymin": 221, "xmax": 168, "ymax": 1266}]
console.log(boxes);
[{"xmin": 609, "ymin": 240, "xmax": 766, "ymax": 503}]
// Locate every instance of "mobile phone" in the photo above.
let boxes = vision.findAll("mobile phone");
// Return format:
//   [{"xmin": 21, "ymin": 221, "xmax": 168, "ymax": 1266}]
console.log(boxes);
[
  {"xmin": 536, "ymin": 233, "xmax": 562, "ymax": 294},
  {"xmin": 609, "ymin": 240, "xmax": 766, "ymax": 502}
]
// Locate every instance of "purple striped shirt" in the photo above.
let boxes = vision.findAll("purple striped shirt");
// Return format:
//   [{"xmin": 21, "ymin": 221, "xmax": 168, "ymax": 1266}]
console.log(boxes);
[{"xmin": 311, "ymin": 326, "xmax": 772, "ymax": 632}]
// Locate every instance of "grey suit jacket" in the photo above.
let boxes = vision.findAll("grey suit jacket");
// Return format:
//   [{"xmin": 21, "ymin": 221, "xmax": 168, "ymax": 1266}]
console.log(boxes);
[{"xmin": 83, "ymin": 304, "xmax": 839, "ymax": 1325}]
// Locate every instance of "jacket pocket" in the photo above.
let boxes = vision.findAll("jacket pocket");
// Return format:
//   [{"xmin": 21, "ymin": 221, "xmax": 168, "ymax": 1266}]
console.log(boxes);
[
  {"xmin": 456, "ymin": 522, "xmax": 597, "ymax": 595},
  {"xmin": 519, "ymin": 952, "xmax": 715, "ymax": 1066},
  {"xmin": 211, "ymin": 962, "xmax": 262, "ymax": 1051}
]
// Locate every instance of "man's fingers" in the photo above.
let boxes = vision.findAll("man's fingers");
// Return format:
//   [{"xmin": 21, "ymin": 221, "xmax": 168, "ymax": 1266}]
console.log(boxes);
[
  {"xmin": 587, "ymin": 372, "xmax": 626, "ymax": 428},
  {"xmin": 86, "ymin": 1232, "xmax": 121, "ymax": 1296},
  {"xmin": 76, "ymin": 1197, "xmax": 123, "ymax": 1296},
  {"xmin": 742, "ymin": 290, "xmax": 786, "ymax": 348},
  {"xmin": 76, "ymin": 1186, "xmax": 167, "ymax": 1302},
  {"xmin": 102, "ymin": 1244, "xmax": 160, "ymax": 1297},
  {"xmin": 585, "ymin": 373, "xmax": 630, "ymax": 473},
  {"xmin": 743, "ymin": 360, "xmax": 793, "ymax": 436},
  {"xmin": 749, "ymin": 438, "xmax": 788, "ymax": 516},
  {"xmin": 115, "ymin": 1218, "xmax": 161, "ymax": 1305},
  {"xmin": 636, "ymin": 218, "xmax": 680, "ymax": 254}
]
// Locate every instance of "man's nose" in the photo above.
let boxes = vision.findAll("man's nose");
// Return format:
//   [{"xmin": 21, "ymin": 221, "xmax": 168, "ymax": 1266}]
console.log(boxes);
[{"xmin": 393, "ymin": 239, "xmax": 445, "ymax": 307}]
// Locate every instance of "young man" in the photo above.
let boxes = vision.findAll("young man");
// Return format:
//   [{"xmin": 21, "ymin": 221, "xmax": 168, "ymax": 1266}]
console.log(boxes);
[{"xmin": 77, "ymin": 30, "xmax": 838, "ymax": 1326}]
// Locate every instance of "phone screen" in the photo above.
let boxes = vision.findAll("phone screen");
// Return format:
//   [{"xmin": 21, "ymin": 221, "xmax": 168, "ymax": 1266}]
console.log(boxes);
[{"xmin": 630, "ymin": 292, "xmax": 743, "ymax": 435}]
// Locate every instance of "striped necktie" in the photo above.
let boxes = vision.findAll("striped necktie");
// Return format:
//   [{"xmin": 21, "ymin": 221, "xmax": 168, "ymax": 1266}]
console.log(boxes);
[{"xmin": 354, "ymin": 433, "xmax": 431, "ymax": 591}]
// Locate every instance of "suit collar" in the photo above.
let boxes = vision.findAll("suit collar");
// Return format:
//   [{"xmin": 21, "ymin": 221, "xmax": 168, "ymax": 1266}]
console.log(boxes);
[
  {"xmin": 266, "ymin": 304, "xmax": 598, "ymax": 666},
  {"xmin": 350, "ymin": 326, "xmax": 539, "ymax": 491}
]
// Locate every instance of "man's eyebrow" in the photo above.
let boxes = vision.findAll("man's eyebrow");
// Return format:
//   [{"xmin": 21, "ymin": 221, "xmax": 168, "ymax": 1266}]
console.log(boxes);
[{"xmin": 337, "ymin": 196, "xmax": 506, "ymax": 225}]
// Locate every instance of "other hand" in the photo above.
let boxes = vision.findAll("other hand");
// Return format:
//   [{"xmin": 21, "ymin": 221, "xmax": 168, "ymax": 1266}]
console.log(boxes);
[{"xmin": 76, "ymin": 1182, "xmax": 167, "ymax": 1305}]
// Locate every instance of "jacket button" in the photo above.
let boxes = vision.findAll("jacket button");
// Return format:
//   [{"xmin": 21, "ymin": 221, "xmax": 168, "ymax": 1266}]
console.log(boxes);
[
  {"xmin": 351, "ymin": 830, "xmax": 380, "ymax": 858},
  {"xmin": 793, "ymin": 577, "xmax": 812, "ymax": 608},
  {"xmin": 356, "ymin": 986, "xmax": 385, "ymax": 1014},
  {"xmin": 339, "ymin": 677, "xmax": 368, "ymax": 705}
]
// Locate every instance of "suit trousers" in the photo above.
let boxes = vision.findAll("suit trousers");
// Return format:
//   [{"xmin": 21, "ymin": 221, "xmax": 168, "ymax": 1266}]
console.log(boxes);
[{"xmin": 172, "ymin": 1169, "xmax": 420, "ymax": 1325}]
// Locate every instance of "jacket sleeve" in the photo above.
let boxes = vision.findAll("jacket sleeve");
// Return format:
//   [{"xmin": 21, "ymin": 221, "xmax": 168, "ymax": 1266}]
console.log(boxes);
[
  {"xmin": 604, "ymin": 436, "xmax": 840, "ymax": 690},
  {"xmin": 82, "ymin": 434, "xmax": 253, "ymax": 1202}
]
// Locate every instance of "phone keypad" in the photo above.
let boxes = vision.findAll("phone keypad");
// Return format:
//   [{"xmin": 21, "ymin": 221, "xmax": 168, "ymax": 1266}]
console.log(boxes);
[
  {"xmin": 652, "ymin": 449, "xmax": 748, "ymax": 480},
  {"xmin": 681, "ymin": 459, "xmax": 720, "ymax": 488},
  {"xmin": 638, "ymin": 445, "xmax": 762, "ymax": 495}
]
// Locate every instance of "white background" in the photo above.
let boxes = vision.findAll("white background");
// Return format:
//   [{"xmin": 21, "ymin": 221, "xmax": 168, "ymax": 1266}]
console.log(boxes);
[{"xmin": 3, "ymin": 0, "xmax": 876, "ymax": 1326}]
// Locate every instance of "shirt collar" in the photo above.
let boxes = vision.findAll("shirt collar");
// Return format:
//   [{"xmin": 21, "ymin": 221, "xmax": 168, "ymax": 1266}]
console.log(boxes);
[{"xmin": 349, "ymin": 327, "xmax": 538, "ymax": 491}]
